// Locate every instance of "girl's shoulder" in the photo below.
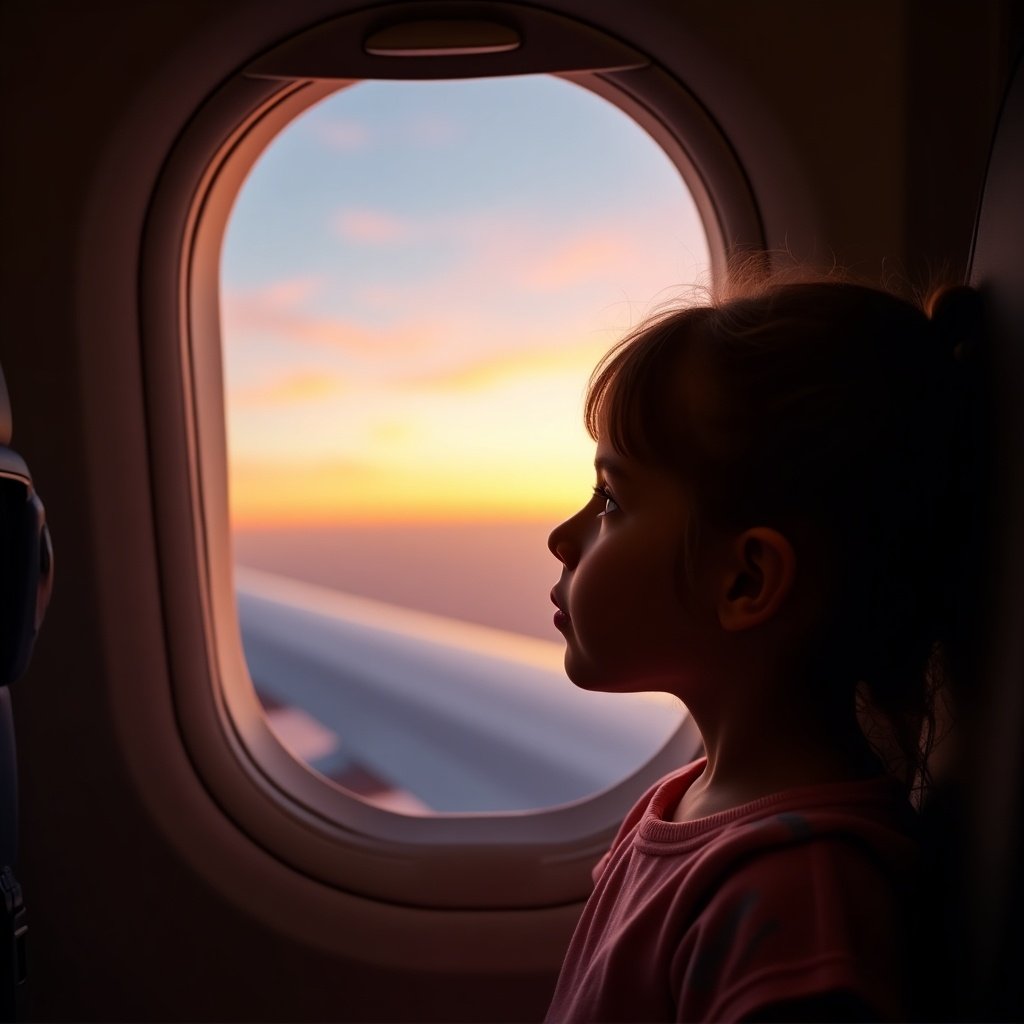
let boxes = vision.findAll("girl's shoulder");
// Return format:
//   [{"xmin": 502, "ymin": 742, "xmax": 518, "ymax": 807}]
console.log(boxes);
[
  {"xmin": 634, "ymin": 769, "xmax": 919, "ymax": 872},
  {"xmin": 670, "ymin": 779, "xmax": 919, "ymax": 1022}
]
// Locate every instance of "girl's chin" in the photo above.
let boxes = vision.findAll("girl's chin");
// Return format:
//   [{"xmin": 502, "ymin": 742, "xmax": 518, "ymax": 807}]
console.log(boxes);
[
  {"xmin": 562, "ymin": 654, "xmax": 647, "ymax": 694},
  {"xmin": 562, "ymin": 649, "xmax": 685, "ymax": 697},
  {"xmin": 560, "ymin": 652, "xmax": 605, "ymax": 691}
]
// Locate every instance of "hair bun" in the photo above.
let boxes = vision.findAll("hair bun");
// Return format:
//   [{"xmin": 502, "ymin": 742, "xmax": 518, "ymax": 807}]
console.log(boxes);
[{"xmin": 927, "ymin": 285, "xmax": 983, "ymax": 362}]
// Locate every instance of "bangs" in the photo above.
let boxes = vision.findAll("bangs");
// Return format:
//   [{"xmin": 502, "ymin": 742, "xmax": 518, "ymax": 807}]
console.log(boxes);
[{"xmin": 584, "ymin": 306, "xmax": 710, "ymax": 464}]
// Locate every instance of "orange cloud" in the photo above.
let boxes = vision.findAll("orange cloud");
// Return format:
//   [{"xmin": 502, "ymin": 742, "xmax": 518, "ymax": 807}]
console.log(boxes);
[
  {"xmin": 229, "ymin": 456, "xmax": 379, "ymax": 527},
  {"xmin": 394, "ymin": 336, "xmax": 609, "ymax": 392},
  {"xmin": 231, "ymin": 372, "xmax": 345, "ymax": 407},
  {"xmin": 227, "ymin": 453, "xmax": 587, "ymax": 529},
  {"xmin": 370, "ymin": 420, "xmax": 416, "ymax": 444}
]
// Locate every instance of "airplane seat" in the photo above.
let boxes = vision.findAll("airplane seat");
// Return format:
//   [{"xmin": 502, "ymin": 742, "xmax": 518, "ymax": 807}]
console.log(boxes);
[
  {"xmin": 0, "ymin": 362, "xmax": 54, "ymax": 1022},
  {"xmin": 909, "ymin": 45, "xmax": 1024, "ymax": 1024}
]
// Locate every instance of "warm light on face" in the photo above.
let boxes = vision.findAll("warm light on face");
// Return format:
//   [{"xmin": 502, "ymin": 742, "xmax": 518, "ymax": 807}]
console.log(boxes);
[{"xmin": 221, "ymin": 76, "xmax": 709, "ymax": 527}]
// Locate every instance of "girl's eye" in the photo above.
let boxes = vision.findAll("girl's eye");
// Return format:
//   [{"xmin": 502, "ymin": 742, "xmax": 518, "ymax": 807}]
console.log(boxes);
[{"xmin": 592, "ymin": 486, "xmax": 620, "ymax": 518}]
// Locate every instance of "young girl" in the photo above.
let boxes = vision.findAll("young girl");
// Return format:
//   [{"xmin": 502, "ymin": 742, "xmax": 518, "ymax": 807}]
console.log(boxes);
[{"xmin": 545, "ymin": 279, "xmax": 978, "ymax": 1022}]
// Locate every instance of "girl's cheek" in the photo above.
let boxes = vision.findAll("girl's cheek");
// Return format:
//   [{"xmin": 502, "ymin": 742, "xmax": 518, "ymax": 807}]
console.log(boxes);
[{"xmin": 569, "ymin": 562, "xmax": 618, "ymax": 632}]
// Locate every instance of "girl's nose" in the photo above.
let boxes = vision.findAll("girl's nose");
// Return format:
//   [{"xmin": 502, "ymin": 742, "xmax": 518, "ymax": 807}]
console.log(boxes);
[{"xmin": 547, "ymin": 516, "xmax": 579, "ymax": 569}]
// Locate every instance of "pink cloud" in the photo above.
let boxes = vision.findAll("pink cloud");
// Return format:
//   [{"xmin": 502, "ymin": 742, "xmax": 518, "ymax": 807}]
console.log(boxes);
[
  {"xmin": 334, "ymin": 208, "xmax": 414, "ymax": 245},
  {"xmin": 310, "ymin": 118, "xmax": 372, "ymax": 152},
  {"xmin": 521, "ymin": 232, "xmax": 637, "ymax": 291},
  {"xmin": 222, "ymin": 207, "xmax": 698, "ymax": 371},
  {"xmin": 260, "ymin": 275, "xmax": 325, "ymax": 309},
  {"xmin": 221, "ymin": 286, "xmax": 440, "ymax": 357}
]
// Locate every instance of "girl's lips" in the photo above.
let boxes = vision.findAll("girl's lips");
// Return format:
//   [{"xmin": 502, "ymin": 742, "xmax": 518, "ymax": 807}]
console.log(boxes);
[{"xmin": 550, "ymin": 589, "xmax": 570, "ymax": 630}]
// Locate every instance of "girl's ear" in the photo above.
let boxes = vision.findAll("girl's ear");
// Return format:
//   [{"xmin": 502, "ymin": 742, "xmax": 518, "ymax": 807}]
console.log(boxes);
[{"xmin": 717, "ymin": 527, "xmax": 796, "ymax": 632}]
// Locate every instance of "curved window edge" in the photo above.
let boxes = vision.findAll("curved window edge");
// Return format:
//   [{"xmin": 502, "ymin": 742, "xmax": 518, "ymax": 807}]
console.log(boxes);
[{"xmin": 139, "ymin": 7, "xmax": 759, "ymax": 911}]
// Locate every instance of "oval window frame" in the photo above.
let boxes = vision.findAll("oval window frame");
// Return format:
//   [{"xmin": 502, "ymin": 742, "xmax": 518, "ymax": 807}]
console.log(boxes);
[{"xmin": 139, "ymin": 2, "xmax": 762, "ymax": 909}]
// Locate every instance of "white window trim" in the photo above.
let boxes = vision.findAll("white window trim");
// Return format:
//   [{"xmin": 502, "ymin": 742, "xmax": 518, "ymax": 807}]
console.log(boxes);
[{"xmin": 139, "ymin": 3, "xmax": 761, "ymax": 910}]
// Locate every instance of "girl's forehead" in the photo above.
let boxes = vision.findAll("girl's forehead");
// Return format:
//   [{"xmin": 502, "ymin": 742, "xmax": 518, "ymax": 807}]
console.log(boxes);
[
  {"xmin": 593, "ymin": 441, "xmax": 631, "ymax": 479},
  {"xmin": 594, "ymin": 436, "xmax": 695, "ymax": 500}
]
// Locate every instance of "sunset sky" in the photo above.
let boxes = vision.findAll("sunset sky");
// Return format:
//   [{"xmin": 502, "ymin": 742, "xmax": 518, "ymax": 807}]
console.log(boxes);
[{"xmin": 221, "ymin": 75, "xmax": 710, "ymax": 527}]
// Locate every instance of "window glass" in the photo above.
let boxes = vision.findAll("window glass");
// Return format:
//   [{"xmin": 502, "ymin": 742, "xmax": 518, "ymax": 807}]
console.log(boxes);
[{"xmin": 221, "ymin": 76, "xmax": 709, "ymax": 813}]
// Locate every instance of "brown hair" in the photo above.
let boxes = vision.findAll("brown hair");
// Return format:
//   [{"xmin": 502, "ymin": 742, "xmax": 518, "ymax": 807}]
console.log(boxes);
[{"xmin": 585, "ymin": 279, "xmax": 981, "ymax": 797}]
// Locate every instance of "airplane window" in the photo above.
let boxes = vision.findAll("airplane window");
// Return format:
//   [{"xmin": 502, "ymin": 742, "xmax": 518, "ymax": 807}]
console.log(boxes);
[{"xmin": 221, "ymin": 75, "xmax": 709, "ymax": 814}]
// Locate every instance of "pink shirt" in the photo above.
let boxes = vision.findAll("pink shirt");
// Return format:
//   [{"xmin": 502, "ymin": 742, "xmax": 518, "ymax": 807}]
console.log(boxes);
[{"xmin": 546, "ymin": 759, "xmax": 918, "ymax": 1022}]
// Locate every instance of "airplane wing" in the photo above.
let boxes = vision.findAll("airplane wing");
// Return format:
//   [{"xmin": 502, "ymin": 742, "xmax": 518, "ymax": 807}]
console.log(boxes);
[{"xmin": 236, "ymin": 566, "xmax": 686, "ymax": 814}]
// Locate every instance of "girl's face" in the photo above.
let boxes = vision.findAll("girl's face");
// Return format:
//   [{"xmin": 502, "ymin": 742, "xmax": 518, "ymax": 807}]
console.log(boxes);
[{"xmin": 547, "ymin": 437, "xmax": 721, "ymax": 698}]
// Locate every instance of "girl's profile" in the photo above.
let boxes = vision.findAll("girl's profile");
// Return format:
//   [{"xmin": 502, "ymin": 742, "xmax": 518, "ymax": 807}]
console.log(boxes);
[{"xmin": 545, "ymin": 278, "xmax": 980, "ymax": 1022}]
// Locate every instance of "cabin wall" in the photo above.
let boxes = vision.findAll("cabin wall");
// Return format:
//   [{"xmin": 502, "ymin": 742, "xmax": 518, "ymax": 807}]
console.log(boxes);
[{"xmin": 0, "ymin": 1, "xmax": 1013, "ymax": 1020}]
